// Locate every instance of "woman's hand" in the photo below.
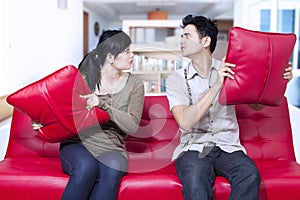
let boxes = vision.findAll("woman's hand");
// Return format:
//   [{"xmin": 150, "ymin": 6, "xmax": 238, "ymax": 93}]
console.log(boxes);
[
  {"xmin": 283, "ymin": 62, "xmax": 293, "ymax": 81},
  {"xmin": 80, "ymin": 93, "xmax": 99, "ymax": 111},
  {"xmin": 31, "ymin": 121, "xmax": 43, "ymax": 131}
]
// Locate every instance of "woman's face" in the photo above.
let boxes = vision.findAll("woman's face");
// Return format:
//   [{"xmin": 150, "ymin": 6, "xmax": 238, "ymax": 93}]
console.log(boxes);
[{"xmin": 112, "ymin": 47, "xmax": 134, "ymax": 70}]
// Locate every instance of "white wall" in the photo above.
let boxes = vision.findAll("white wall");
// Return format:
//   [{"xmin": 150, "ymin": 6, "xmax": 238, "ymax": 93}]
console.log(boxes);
[
  {"xmin": 289, "ymin": 104, "xmax": 300, "ymax": 162},
  {"xmin": 0, "ymin": 1, "xmax": 5, "ymax": 91},
  {"xmin": 0, "ymin": 0, "xmax": 83, "ymax": 96},
  {"xmin": 0, "ymin": 118, "xmax": 11, "ymax": 160},
  {"xmin": 0, "ymin": 0, "xmax": 84, "ymax": 160}
]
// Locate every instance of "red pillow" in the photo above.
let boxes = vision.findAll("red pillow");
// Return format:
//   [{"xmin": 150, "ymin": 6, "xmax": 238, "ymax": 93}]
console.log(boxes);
[
  {"xmin": 7, "ymin": 65, "xmax": 110, "ymax": 142},
  {"xmin": 219, "ymin": 27, "xmax": 296, "ymax": 106}
]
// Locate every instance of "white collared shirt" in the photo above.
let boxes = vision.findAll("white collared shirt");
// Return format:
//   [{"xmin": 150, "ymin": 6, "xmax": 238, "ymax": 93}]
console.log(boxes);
[{"xmin": 166, "ymin": 59, "xmax": 246, "ymax": 161}]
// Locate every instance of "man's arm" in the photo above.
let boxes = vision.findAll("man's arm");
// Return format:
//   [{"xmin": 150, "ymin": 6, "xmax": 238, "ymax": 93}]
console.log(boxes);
[
  {"xmin": 171, "ymin": 81, "xmax": 221, "ymax": 131},
  {"xmin": 171, "ymin": 58, "xmax": 236, "ymax": 131}
]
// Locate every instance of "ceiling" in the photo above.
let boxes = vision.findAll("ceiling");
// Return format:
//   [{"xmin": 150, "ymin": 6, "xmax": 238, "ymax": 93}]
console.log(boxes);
[{"xmin": 83, "ymin": 0, "xmax": 235, "ymax": 21}]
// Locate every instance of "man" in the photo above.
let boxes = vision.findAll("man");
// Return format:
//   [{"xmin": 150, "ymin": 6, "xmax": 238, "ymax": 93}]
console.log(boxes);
[{"xmin": 166, "ymin": 14, "xmax": 293, "ymax": 200}]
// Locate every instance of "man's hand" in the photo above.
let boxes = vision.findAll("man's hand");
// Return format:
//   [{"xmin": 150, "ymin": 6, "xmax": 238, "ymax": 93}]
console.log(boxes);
[
  {"xmin": 216, "ymin": 57, "xmax": 236, "ymax": 88},
  {"xmin": 80, "ymin": 93, "xmax": 99, "ymax": 111},
  {"xmin": 283, "ymin": 62, "xmax": 293, "ymax": 81}
]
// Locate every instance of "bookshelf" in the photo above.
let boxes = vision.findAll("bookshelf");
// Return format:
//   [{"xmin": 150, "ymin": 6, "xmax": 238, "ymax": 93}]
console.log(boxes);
[
  {"xmin": 131, "ymin": 44, "xmax": 189, "ymax": 94},
  {"xmin": 123, "ymin": 20, "xmax": 186, "ymax": 95}
]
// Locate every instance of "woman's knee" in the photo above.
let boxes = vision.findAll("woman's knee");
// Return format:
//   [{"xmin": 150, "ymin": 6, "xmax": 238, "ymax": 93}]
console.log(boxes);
[
  {"xmin": 97, "ymin": 151, "xmax": 128, "ymax": 172},
  {"xmin": 60, "ymin": 144, "xmax": 98, "ymax": 178}
]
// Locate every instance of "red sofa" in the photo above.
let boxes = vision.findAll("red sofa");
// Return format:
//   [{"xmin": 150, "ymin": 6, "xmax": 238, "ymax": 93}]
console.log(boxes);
[{"xmin": 1, "ymin": 95, "xmax": 300, "ymax": 200}]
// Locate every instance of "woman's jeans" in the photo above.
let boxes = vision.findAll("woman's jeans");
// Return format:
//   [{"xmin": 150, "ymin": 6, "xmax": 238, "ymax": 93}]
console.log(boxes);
[
  {"xmin": 60, "ymin": 143, "xmax": 128, "ymax": 200},
  {"xmin": 176, "ymin": 147, "xmax": 261, "ymax": 200}
]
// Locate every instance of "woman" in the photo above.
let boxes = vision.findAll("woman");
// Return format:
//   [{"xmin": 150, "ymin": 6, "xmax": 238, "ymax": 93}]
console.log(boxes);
[{"xmin": 42, "ymin": 30, "xmax": 144, "ymax": 200}]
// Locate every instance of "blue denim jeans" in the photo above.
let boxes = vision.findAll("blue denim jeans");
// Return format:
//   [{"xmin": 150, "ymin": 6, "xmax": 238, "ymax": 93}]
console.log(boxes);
[
  {"xmin": 176, "ymin": 147, "xmax": 260, "ymax": 200},
  {"xmin": 60, "ymin": 143, "xmax": 127, "ymax": 200}
]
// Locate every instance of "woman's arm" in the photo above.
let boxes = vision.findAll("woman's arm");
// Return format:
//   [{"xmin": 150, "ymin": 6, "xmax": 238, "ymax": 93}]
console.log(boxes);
[
  {"xmin": 104, "ymin": 85, "xmax": 144, "ymax": 134},
  {"xmin": 81, "ymin": 81, "xmax": 145, "ymax": 134}
]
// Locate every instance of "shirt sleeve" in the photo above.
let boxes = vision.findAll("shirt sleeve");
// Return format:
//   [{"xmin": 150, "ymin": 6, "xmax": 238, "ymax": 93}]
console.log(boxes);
[{"xmin": 166, "ymin": 70, "xmax": 190, "ymax": 111}]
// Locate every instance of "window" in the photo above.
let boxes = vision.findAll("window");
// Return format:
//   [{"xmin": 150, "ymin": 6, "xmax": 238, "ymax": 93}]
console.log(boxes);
[
  {"xmin": 278, "ymin": 9, "xmax": 296, "ymax": 65},
  {"xmin": 260, "ymin": 9, "xmax": 271, "ymax": 32},
  {"xmin": 277, "ymin": 9, "xmax": 295, "ymax": 33},
  {"xmin": 260, "ymin": 7, "xmax": 299, "ymax": 69}
]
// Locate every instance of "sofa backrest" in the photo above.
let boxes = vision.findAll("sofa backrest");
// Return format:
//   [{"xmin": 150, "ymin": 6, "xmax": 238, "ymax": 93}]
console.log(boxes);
[
  {"xmin": 236, "ymin": 97, "xmax": 295, "ymax": 161},
  {"xmin": 5, "ymin": 96, "xmax": 296, "ymax": 164},
  {"xmin": 125, "ymin": 95, "xmax": 180, "ymax": 173}
]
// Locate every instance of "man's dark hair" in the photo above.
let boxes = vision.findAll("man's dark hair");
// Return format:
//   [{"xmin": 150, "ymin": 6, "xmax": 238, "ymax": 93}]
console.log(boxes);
[{"xmin": 181, "ymin": 14, "xmax": 218, "ymax": 53}]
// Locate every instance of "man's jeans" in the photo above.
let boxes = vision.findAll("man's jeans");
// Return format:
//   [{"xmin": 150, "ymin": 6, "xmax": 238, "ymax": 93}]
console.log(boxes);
[
  {"xmin": 60, "ymin": 143, "xmax": 127, "ymax": 200},
  {"xmin": 176, "ymin": 147, "xmax": 260, "ymax": 200}
]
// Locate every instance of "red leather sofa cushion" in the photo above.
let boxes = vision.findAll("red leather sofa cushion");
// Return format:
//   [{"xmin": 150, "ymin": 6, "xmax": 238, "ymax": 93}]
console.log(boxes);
[
  {"xmin": 219, "ymin": 27, "xmax": 296, "ymax": 106},
  {"xmin": 6, "ymin": 65, "xmax": 109, "ymax": 143},
  {"xmin": 126, "ymin": 96, "xmax": 180, "ymax": 173}
]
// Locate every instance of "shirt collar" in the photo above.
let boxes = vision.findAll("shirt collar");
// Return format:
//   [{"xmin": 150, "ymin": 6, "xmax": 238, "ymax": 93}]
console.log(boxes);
[{"xmin": 187, "ymin": 58, "xmax": 219, "ymax": 80}]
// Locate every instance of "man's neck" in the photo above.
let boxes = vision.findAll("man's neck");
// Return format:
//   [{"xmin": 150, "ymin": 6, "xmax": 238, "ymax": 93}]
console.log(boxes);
[{"xmin": 191, "ymin": 54, "xmax": 212, "ymax": 78}]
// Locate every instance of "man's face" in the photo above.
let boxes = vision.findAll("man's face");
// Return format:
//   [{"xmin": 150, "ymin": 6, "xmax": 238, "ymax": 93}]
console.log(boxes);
[{"xmin": 180, "ymin": 24, "xmax": 203, "ymax": 58}]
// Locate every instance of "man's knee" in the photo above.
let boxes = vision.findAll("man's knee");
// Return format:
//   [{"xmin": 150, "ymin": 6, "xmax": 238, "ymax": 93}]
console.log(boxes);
[{"xmin": 248, "ymin": 168, "xmax": 261, "ymax": 187}]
